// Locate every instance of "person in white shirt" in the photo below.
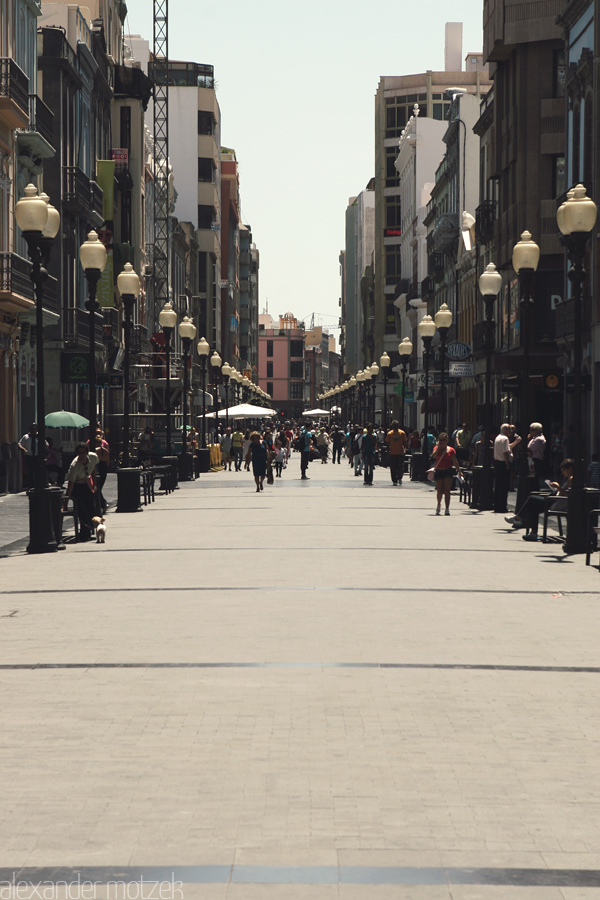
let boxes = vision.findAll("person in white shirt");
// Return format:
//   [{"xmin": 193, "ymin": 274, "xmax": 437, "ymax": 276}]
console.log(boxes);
[{"xmin": 493, "ymin": 423, "xmax": 521, "ymax": 513}]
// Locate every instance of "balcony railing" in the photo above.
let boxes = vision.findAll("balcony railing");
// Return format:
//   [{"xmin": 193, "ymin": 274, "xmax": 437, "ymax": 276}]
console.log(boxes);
[
  {"xmin": 475, "ymin": 199, "xmax": 496, "ymax": 245},
  {"xmin": 0, "ymin": 251, "xmax": 58, "ymax": 315},
  {"xmin": 428, "ymin": 212, "xmax": 459, "ymax": 254},
  {"xmin": 0, "ymin": 58, "xmax": 29, "ymax": 126},
  {"xmin": 28, "ymin": 94, "xmax": 54, "ymax": 145},
  {"xmin": 89, "ymin": 180, "xmax": 104, "ymax": 218},
  {"xmin": 63, "ymin": 166, "xmax": 91, "ymax": 214}
]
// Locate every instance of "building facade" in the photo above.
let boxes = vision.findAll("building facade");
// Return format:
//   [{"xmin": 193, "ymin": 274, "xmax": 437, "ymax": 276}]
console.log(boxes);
[
  {"xmin": 341, "ymin": 180, "xmax": 374, "ymax": 376},
  {"xmin": 258, "ymin": 311, "xmax": 305, "ymax": 418}
]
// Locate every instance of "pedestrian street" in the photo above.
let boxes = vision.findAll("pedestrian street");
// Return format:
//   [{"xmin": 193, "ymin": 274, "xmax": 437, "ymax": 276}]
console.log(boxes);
[{"xmin": 1, "ymin": 462, "xmax": 600, "ymax": 900}]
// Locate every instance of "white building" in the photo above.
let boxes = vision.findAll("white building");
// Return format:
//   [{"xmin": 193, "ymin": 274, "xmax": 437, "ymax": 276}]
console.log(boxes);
[{"xmin": 341, "ymin": 181, "xmax": 375, "ymax": 374}]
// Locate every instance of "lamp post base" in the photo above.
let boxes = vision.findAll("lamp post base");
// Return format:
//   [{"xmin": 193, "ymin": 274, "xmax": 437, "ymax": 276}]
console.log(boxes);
[
  {"xmin": 116, "ymin": 467, "xmax": 143, "ymax": 513},
  {"xmin": 563, "ymin": 488, "xmax": 588, "ymax": 555},
  {"xmin": 162, "ymin": 456, "xmax": 179, "ymax": 489},
  {"xmin": 178, "ymin": 452, "xmax": 194, "ymax": 481},
  {"xmin": 477, "ymin": 465, "xmax": 494, "ymax": 511},
  {"xmin": 196, "ymin": 448, "xmax": 210, "ymax": 473},
  {"xmin": 27, "ymin": 486, "xmax": 59, "ymax": 554}
]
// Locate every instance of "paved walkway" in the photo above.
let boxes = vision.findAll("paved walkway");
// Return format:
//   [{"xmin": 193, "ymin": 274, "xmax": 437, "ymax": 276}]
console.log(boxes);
[{"xmin": 1, "ymin": 458, "xmax": 599, "ymax": 900}]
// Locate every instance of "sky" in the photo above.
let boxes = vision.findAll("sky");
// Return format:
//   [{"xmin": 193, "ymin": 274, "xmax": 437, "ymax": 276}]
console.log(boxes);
[{"xmin": 123, "ymin": 0, "xmax": 485, "ymax": 338}]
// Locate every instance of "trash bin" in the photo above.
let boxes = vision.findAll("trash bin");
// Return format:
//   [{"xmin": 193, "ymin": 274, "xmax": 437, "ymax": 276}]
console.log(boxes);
[{"xmin": 196, "ymin": 447, "xmax": 210, "ymax": 473}]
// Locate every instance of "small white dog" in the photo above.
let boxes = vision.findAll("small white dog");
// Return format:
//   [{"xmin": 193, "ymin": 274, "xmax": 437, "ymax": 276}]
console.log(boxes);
[{"xmin": 92, "ymin": 516, "xmax": 107, "ymax": 543}]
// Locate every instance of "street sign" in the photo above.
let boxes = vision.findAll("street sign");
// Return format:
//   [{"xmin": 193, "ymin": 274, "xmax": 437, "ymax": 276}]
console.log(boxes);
[
  {"xmin": 449, "ymin": 362, "xmax": 475, "ymax": 378},
  {"xmin": 97, "ymin": 374, "xmax": 124, "ymax": 389},
  {"xmin": 61, "ymin": 352, "xmax": 90, "ymax": 384},
  {"xmin": 446, "ymin": 341, "xmax": 472, "ymax": 360},
  {"xmin": 404, "ymin": 391, "xmax": 415, "ymax": 403},
  {"xmin": 416, "ymin": 373, "xmax": 455, "ymax": 386}
]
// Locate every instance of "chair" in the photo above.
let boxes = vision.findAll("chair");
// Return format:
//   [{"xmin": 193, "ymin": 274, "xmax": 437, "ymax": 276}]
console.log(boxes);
[
  {"xmin": 61, "ymin": 496, "xmax": 79, "ymax": 542},
  {"xmin": 542, "ymin": 498, "xmax": 567, "ymax": 542}
]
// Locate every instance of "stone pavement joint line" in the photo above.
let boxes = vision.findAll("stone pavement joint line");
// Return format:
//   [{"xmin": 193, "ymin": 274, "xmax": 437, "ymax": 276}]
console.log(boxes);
[
  {"xmin": 2, "ymin": 866, "xmax": 600, "ymax": 886},
  {"xmin": 3, "ymin": 662, "xmax": 600, "ymax": 672}
]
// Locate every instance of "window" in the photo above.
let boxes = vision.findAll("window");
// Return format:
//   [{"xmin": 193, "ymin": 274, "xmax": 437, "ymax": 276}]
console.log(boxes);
[
  {"xmin": 386, "ymin": 147, "xmax": 400, "ymax": 188},
  {"xmin": 433, "ymin": 102, "xmax": 451, "ymax": 120},
  {"xmin": 266, "ymin": 381, "xmax": 273, "ymax": 396},
  {"xmin": 386, "ymin": 196, "xmax": 401, "ymax": 227},
  {"xmin": 266, "ymin": 339, "xmax": 273, "ymax": 357},
  {"xmin": 198, "ymin": 252, "xmax": 207, "ymax": 292},
  {"xmin": 266, "ymin": 361, "xmax": 273, "ymax": 378},
  {"xmin": 120, "ymin": 106, "xmax": 131, "ymax": 152},
  {"xmin": 290, "ymin": 360, "xmax": 303, "ymax": 378},
  {"xmin": 553, "ymin": 50, "xmax": 566, "ymax": 99},
  {"xmin": 198, "ymin": 158, "xmax": 213, "ymax": 183},
  {"xmin": 385, "ymin": 247, "xmax": 401, "ymax": 279},
  {"xmin": 552, "ymin": 155, "xmax": 566, "ymax": 199},
  {"xmin": 198, "ymin": 111, "xmax": 214, "ymax": 135},
  {"xmin": 290, "ymin": 382, "xmax": 303, "ymax": 399},
  {"xmin": 197, "ymin": 205, "xmax": 214, "ymax": 229},
  {"xmin": 289, "ymin": 340, "xmax": 303, "ymax": 358},
  {"xmin": 385, "ymin": 301, "xmax": 396, "ymax": 335}
]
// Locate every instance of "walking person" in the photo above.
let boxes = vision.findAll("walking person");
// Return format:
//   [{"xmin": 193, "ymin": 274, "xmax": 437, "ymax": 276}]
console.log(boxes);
[
  {"xmin": 245, "ymin": 431, "xmax": 268, "ymax": 492},
  {"xmin": 63, "ymin": 442, "xmax": 99, "ymax": 541},
  {"xmin": 361, "ymin": 423, "xmax": 377, "ymax": 485},
  {"xmin": 298, "ymin": 428, "xmax": 312, "ymax": 479},
  {"xmin": 431, "ymin": 432, "xmax": 462, "ymax": 515},
  {"xmin": 331, "ymin": 426, "xmax": 344, "ymax": 464},
  {"xmin": 385, "ymin": 420, "xmax": 407, "ymax": 486},
  {"xmin": 18, "ymin": 423, "xmax": 44, "ymax": 489},
  {"xmin": 231, "ymin": 426, "xmax": 244, "ymax": 471},
  {"xmin": 220, "ymin": 427, "xmax": 233, "ymax": 471},
  {"xmin": 274, "ymin": 441, "xmax": 286, "ymax": 477},
  {"xmin": 317, "ymin": 427, "xmax": 329, "ymax": 463}
]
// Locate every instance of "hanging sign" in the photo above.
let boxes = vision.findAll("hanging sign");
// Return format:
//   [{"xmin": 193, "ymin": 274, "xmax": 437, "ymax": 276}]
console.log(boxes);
[
  {"xmin": 449, "ymin": 362, "xmax": 475, "ymax": 377},
  {"xmin": 446, "ymin": 341, "xmax": 472, "ymax": 360}
]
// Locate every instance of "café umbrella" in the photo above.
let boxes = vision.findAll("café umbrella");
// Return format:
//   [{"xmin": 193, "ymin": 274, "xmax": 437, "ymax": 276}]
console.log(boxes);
[{"xmin": 44, "ymin": 410, "xmax": 90, "ymax": 428}]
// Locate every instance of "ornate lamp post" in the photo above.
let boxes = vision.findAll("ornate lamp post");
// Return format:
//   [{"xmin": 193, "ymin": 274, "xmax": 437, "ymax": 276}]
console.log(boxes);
[
  {"xmin": 478, "ymin": 263, "xmax": 503, "ymax": 511},
  {"xmin": 210, "ymin": 351, "xmax": 222, "ymax": 441},
  {"xmin": 398, "ymin": 337, "xmax": 413, "ymax": 430},
  {"xmin": 349, "ymin": 375, "xmax": 357, "ymax": 423},
  {"xmin": 379, "ymin": 352, "xmax": 391, "ymax": 430},
  {"xmin": 418, "ymin": 315, "xmax": 436, "ymax": 478},
  {"xmin": 196, "ymin": 337, "xmax": 210, "ymax": 472},
  {"xmin": 158, "ymin": 300, "xmax": 177, "ymax": 457},
  {"xmin": 221, "ymin": 362, "xmax": 232, "ymax": 429},
  {"xmin": 178, "ymin": 316, "xmax": 197, "ymax": 481},
  {"xmin": 15, "ymin": 184, "xmax": 62, "ymax": 553},
  {"xmin": 557, "ymin": 184, "xmax": 597, "ymax": 554},
  {"xmin": 434, "ymin": 303, "xmax": 453, "ymax": 432},
  {"xmin": 369, "ymin": 362, "xmax": 379, "ymax": 423},
  {"xmin": 242, "ymin": 374, "xmax": 250, "ymax": 402},
  {"xmin": 115, "ymin": 263, "xmax": 143, "ymax": 514},
  {"xmin": 116, "ymin": 263, "xmax": 140, "ymax": 467},
  {"xmin": 79, "ymin": 231, "xmax": 107, "ymax": 450},
  {"xmin": 512, "ymin": 231, "xmax": 540, "ymax": 513}
]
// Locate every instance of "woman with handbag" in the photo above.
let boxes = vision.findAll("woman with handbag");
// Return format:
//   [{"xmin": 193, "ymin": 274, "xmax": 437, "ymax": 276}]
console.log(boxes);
[
  {"xmin": 245, "ymin": 431, "xmax": 268, "ymax": 492},
  {"xmin": 430, "ymin": 432, "xmax": 462, "ymax": 516}
]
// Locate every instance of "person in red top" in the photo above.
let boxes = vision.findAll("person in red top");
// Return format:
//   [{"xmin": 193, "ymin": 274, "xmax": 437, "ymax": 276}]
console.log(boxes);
[
  {"xmin": 385, "ymin": 420, "xmax": 407, "ymax": 485},
  {"xmin": 432, "ymin": 432, "xmax": 462, "ymax": 516}
]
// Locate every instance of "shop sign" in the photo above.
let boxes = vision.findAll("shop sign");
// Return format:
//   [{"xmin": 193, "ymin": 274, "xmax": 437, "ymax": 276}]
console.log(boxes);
[
  {"xmin": 449, "ymin": 362, "xmax": 475, "ymax": 377},
  {"xmin": 446, "ymin": 341, "xmax": 472, "ymax": 360}
]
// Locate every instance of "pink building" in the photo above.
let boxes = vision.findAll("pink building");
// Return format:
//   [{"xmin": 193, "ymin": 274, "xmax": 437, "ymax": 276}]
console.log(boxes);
[{"xmin": 258, "ymin": 312, "xmax": 306, "ymax": 418}]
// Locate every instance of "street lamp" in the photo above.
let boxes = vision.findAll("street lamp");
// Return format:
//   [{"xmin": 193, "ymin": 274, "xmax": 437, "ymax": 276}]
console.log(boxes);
[
  {"xmin": 196, "ymin": 337, "xmax": 210, "ymax": 467},
  {"xmin": 178, "ymin": 316, "xmax": 197, "ymax": 481},
  {"xmin": 115, "ymin": 263, "xmax": 142, "ymax": 514},
  {"xmin": 398, "ymin": 337, "xmax": 413, "ymax": 431},
  {"xmin": 211, "ymin": 351, "xmax": 222, "ymax": 441},
  {"xmin": 349, "ymin": 375, "xmax": 357, "ymax": 423},
  {"xmin": 434, "ymin": 303, "xmax": 453, "ymax": 432},
  {"xmin": 221, "ymin": 362, "xmax": 232, "ymax": 429},
  {"xmin": 418, "ymin": 315, "xmax": 436, "ymax": 478},
  {"xmin": 158, "ymin": 300, "xmax": 178, "ymax": 461},
  {"xmin": 116, "ymin": 263, "xmax": 140, "ymax": 467},
  {"xmin": 369, "ymin": 362, "xmax": 379, "ymax": 423},
  {"xmin": 15, "ymin": 184, "xmax": 61, "ymax": 553},
  {"xmin": 379, "ymin": 353, "xmax": 391, "ymax": 430},
  {"xmin": 242, "ymin": 374, "xmax": 250, "ymax": 403},
  {"xmin": 478, "ymin": 263, "xmax": 503, "ymax": 511},
  {"xmin": 512, "ymin": 230, "xmax": 540, "ymax": 513},
  {"xmin": 557, "ymin": 184, "xmax": 597, "ymax": 554},
  {"xmin": 79, "ymin": 231, "xmax": 107, "ymax": 452}
]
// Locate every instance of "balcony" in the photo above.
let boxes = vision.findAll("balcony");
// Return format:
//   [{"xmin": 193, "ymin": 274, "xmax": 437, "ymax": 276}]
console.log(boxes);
[
  {"xmin": 131, "ymin": 324, "xmax": 150, "ymax": 355},
  {"xmin": 555, "ymin": 297, "xmax": 592, "ymax": 341},
  {"xmin": 475, "ymin": 199, "xmax": 496, "ymax": 245},
  {"xmin": 16, "ymin": 94, "xmax": 55, "ymax": 159},
  {"xmin": 0, "ymin": 58, "xmax": 29, "ymax": 129},
  {"xmin": 0, "ymin": 251, "xmax": 58, "ymax": 316},
  {"xmin": 63, "ymin": 166, "xmax": 91, "ymax": 215},
  {"xmin": 428, "ymin": 212, "xmax": 459, "ymax": 254},
  {"xmin": 114, "ymin": 64, "xmax": 153, "ymax": 110},
  {"xmin": 427, "ymin": 252, "xmax": 446, "ymax": 280},
  {"xmin": 89, "ymin": 180, "xmax": 104, "ymax": 220}
]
